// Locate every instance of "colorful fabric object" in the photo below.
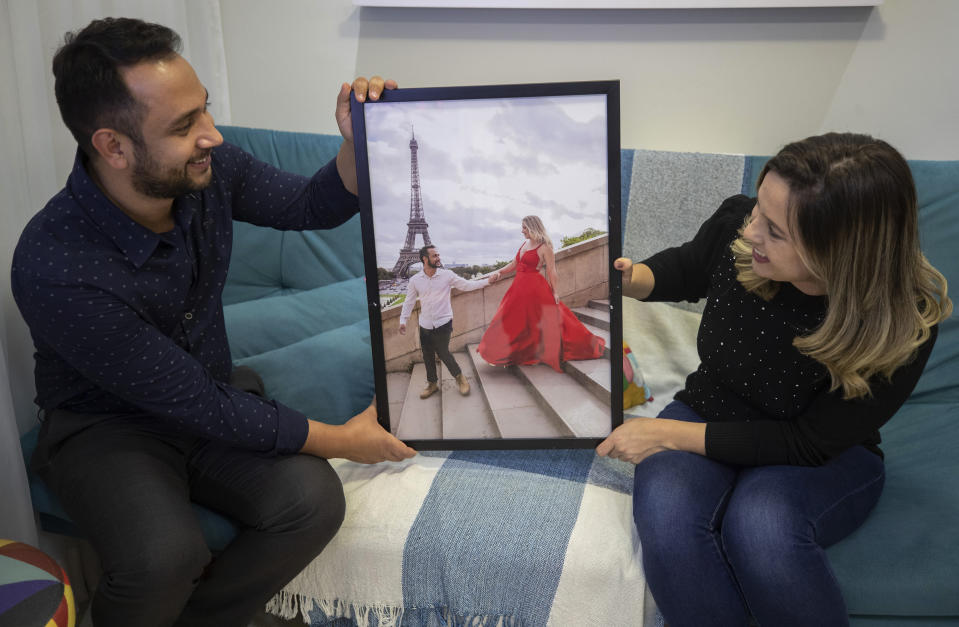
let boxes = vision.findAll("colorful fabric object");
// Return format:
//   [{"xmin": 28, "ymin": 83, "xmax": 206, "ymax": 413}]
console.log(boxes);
[
  {"xmin": 623, "ymin": 342, "xmax": 653, "ymax": 409},
  {"xmin": 0, "ymin": 540, "xmax": 74, "ymax": 627}
]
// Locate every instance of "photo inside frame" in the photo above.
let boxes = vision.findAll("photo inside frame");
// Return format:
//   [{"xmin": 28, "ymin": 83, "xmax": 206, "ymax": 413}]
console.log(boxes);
[{"xmin": 352, "ymin": 82, "xmax": 622, "ymax": 449}]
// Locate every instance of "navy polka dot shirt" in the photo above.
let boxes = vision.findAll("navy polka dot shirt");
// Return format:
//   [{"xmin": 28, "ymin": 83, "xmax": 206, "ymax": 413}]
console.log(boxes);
[
  {"xmin": 11, "ymin": 143, "xmax": 357, "ymax": 455},
  {"xmin": 642, "ymin": 195, "xmax": 937, "ymax": 466}
]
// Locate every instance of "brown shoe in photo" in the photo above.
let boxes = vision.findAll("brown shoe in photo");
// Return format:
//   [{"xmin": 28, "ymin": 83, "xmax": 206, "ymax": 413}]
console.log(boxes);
[
  {"xmin": 455, "ymin": 373, "xmax": 470, "ymax": 396},
  {"xmin": 420, "ymin": 381, "xmax": 439, "ymax": 399}
]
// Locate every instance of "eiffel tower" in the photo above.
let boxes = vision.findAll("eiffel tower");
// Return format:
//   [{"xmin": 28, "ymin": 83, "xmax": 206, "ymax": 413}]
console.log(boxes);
[{"xmin": 392, "ymin": 127, "xmax": 432, "ymax": 277}]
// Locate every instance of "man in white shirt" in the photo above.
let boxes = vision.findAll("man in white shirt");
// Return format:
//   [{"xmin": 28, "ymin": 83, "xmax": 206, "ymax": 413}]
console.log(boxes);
[{"xmin": 399, "ymin": 245, "xmax": 495, "ymax": 398}]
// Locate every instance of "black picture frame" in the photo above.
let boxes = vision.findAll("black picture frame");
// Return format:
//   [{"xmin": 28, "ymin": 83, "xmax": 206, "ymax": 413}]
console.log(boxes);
[{"xmin": 352, "ymin": 80, "xmax": 623, "ymax": 450}]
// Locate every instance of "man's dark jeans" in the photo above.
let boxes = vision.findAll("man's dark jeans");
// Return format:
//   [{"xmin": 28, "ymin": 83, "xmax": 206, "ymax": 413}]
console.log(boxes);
[
  {"xmin": 419, "ymin": 320, "xmax": 462, "ymax": 382},
  {"xmin": 34, "ymin": 370, "xmax": 345, "ymax": 627}
]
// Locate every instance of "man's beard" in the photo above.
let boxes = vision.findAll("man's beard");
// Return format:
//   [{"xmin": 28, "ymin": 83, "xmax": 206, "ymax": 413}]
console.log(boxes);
[
  {"xmin": 131, "ymin": 141, "xmax": 210, "ymax": 199},
  {"xmin": 427, "ymin": 259, "xmax": 441, "ymax": 269}
]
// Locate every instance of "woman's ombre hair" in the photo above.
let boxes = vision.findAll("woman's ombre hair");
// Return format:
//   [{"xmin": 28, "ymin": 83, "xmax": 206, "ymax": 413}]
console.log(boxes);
[
  {"xmin": 731, "ymin": 133, "xmax": 951, "ymax": 399},
  {"xmin": 522, "ymin": 215, "xmax": 553, "ymax": 250}
]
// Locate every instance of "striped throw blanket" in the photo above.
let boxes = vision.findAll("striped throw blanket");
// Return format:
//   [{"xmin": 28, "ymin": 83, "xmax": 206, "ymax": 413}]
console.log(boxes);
[{"xmin": 266, "ymin": 449, "xmax": 659, "ymax": 627}]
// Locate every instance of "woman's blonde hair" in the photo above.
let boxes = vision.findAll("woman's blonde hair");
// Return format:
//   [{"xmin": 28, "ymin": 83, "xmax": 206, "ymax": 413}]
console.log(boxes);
[
  {"xmin": 522, "ymin": 215, "xmax": 553, "ymax": 250},
  {"xmin": 731, "ymin": 133, "xmax": 952, "ymax": 399}
]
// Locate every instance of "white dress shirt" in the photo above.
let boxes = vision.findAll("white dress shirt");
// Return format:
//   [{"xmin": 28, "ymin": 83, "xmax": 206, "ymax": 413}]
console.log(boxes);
[{"xmin": 399, "ymin": 268, "xmax": 489, "ymax": 329}]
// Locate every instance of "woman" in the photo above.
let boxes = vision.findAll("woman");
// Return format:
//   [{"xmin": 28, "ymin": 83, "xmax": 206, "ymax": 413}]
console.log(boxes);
[
  {"xmin": 597, "ymin": 133, "xmax": 951, "ymax": 626},
  {"xmin": 478, "ymin": 215, "xmax": 605, "ymax": 372}
]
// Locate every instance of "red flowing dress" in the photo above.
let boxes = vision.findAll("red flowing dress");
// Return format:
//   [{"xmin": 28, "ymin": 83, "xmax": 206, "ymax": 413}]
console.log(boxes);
[{"xmin": 478, "ymin": 244, "xmax": 605, "ymax": 372}]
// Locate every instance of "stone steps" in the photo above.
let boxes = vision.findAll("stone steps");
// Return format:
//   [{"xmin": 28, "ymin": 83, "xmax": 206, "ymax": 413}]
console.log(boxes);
[
  {"xmin": 514, "ymin": 361, "xmax": 610, "ymax": 438},
  {"xmin": 571, "ymin": 304, "xmax": 609, "ymax": 331},
  {"xmin": 466, "ymin": 345, "xmax": 570, "ymax": 438},
  {"xmin": 392, "ymin": 363, "xmax": 441, "ymax": 440},
  {"xmin": 390, "ymin": 298, "xmax": 615, "ymax": 441},
  {"xmin": 439, "ymin": 356, "xmax": 500, "ymax": 439},
  {"xmin": 569, "ymin": 300, "xmax": 612, "ymax": 402},
  {"xmin": 385, "ymin": 370, "xmax": 411, "ymax": 435},
  {"xmin": 562, "ymin": 357, "xmax": 611, "ymax": 406}
]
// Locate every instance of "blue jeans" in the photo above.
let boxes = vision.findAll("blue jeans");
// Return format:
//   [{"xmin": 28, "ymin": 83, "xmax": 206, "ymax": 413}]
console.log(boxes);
[{"xmin": 633, "ymin": 401, "xmax": 884, "ymax": 627}]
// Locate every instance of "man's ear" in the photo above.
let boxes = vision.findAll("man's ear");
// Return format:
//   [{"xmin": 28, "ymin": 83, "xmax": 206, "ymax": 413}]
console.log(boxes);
[{"xmin": 90, "ymin": 129, "xmax": 131, "ymax": 170}]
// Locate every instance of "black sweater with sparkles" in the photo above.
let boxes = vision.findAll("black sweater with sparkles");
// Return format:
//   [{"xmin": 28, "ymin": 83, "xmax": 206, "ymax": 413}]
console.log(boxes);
[{"xmin": 641, "ymin": 195, "xmax": 937, "ymax": 466}]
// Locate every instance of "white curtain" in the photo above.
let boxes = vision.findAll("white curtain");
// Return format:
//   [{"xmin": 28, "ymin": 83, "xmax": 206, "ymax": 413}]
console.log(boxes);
[
  {"xmin": 0, "ymin": 317, "xmax": 36, "ymax": 545},
  {"xmin": 0, "ymin": 0, "xmax": 230, "ymax": 544}
]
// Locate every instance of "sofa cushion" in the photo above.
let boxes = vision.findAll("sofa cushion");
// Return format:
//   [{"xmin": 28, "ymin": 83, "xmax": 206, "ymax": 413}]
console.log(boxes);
[
  {"xmin": 279, "ymin": 217, "xmax": 364, "ymax": 289},
  {"xmin": 828, "ymin": 402, "xmax": 959, "ymax": 616},
  {"xmin": 224, "ymin": 274, "xmax": 374, "ymax": 423},
  {"xmin": 218, "ymin": 126, "xmax": 365, "ymax": 304},
  {"xmin": 220, "ymin": 126, "xmax": 345, "ymax": 178},
  {"xmin": 232, "ymin": 319, "xmax": 374, "ymax": 425},
  {"xmin": 225, "ymin": 277, "xmax": 368, "ymax": 359},
  {"xmin": 909, "ymin": 160, "xmax": 959, "ymax": 403},
  {"xmin": 223, "ymin": 217, "xmax": 365, "ymax": 306},
  {"xmin": 221, "ymin": 221, "xmax": 285, "ymax": 305},
  {"xmin": 218, "ymin": 126, "xmax": 373, "ymax": 424}
]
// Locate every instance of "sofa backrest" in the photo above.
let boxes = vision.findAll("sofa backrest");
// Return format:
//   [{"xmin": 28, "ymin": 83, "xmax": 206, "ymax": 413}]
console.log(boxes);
[
  {"xmin": 218, "ymin": 126, "xmax": 364, "ymax": 306},
  {"xmin": 220, "ymin": 126, "xmax": 958, "ymax": 406},
  {"xmin": 901, "ymin": 160, "xmax": 959, "ymax": 402}
]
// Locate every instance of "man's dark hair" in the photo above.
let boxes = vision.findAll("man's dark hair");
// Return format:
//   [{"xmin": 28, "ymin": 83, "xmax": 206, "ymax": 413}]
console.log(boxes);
[
  {"xmin": 419, "ymin": 245, "xmax": 436, "ymax": 264},
  {"xmin": 52, "ymin": 17, "xmax": 182, "ymax": 156}
]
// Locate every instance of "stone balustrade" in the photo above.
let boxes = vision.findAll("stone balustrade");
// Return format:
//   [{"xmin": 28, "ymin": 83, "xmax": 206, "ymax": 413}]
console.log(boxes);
[{"xmin": 381, "ymin": 234, "xmax": 609, "ymax": 372}]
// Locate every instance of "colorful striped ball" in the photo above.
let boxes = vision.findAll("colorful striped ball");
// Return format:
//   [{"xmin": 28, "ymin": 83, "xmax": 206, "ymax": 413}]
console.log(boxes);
[{"xmin": 0, "ymin": 539, "xmax": 75, "ymax": 627}]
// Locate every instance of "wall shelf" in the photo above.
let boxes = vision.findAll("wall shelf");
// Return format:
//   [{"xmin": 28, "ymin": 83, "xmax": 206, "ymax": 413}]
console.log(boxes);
[{"xmin": 352, "ymin": 1, "xmax": 882, "ymax": 8}]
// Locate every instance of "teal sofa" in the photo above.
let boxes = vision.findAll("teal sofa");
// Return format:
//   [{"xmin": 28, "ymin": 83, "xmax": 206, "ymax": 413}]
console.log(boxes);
[{"xmin": 19, "ymin": 126, "xmax": 958, "ymax": 625}]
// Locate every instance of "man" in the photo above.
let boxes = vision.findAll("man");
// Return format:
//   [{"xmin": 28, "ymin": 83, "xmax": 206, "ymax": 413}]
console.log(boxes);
[
  {"xmin": 398, "ymin": 245, "xmax": 496, "ymax": 399},
  {"xmin": 11, "ymin": 17, "xmax": 415, "ymax": 627}
]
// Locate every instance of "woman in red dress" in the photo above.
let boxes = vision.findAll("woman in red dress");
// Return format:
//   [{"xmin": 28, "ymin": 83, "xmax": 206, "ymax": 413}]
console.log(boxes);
[{"xmin": 478, "ymin": 215, "xmax": 605, "ymax": 372}]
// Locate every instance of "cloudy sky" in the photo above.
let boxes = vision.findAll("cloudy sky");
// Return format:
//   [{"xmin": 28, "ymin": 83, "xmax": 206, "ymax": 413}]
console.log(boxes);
[{"xmin": 363, "ymin": 93, "xmax": 609, "ymax": 269}]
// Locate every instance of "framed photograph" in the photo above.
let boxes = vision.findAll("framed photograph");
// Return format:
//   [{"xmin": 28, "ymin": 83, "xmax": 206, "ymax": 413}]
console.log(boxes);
[{"xmin": 351, "ymin": 81, "xmax": 622, "ymax": 449}]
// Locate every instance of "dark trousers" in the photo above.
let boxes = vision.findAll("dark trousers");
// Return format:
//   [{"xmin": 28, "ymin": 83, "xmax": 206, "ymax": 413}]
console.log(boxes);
[
  {"xmin": 34, "ymin": 385, "xmax": 345, "ymax": 627},
  {"xmin": 419, "ymin": 320, "xmax": 461, "ymax": 382}
]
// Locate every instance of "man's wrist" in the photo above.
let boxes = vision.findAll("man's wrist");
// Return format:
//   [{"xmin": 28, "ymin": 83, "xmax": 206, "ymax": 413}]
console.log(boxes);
[{"xmin": 336, "ymin": 140, "xmax": 358, "ymax": 196}]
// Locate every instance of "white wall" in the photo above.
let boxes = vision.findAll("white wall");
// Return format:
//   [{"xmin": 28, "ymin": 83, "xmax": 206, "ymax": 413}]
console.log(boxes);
[
  {"xmin": 220, "ymin": 0, "xmax": 360, "ymax": 136},
  {"xmin": 819, "ymin": 0, "xmax": 959, "ymax": 157},
  {"xmin": 221, "ymin": 0, "xmax": 959, "ymax": 160}
]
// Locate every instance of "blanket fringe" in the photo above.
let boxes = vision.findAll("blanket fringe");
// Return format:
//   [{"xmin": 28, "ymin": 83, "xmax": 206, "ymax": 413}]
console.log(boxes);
[
  {"xmin": 440, "ymin": 609, "xmax": 520, "ymax": 627},
  {"xmin": 265, "ymin": 590, "xmax": 304, "ymax": 622},
  {"xmin": 264, "ymin": 594, "xmax": 523, "ymax": 627},
  {"xmin": 317, "ymin": 598, "xmax": 405, "ymax": 627},
  {"xmin": 266, "ymin": 593, "xmax": 406, "ymax": 627}
]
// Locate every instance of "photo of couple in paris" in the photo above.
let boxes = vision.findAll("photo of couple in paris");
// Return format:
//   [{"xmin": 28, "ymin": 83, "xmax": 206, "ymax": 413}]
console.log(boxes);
[
  {"xmin": 387, "ymin": 216, "xmax": 609, "ymax": 441},
  {"xmin": 361, "ymin": 91, "xmax": 615, "ymax": 442}
]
